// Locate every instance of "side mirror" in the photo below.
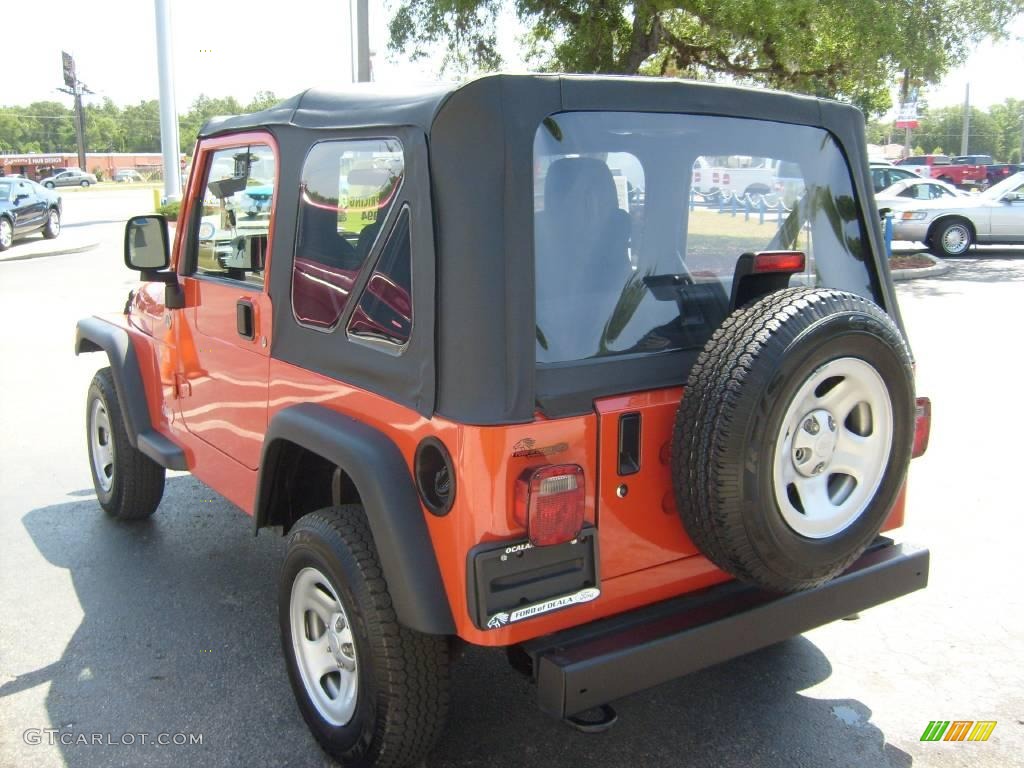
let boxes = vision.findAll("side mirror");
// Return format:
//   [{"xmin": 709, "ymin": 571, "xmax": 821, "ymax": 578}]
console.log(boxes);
[{"xmin": 124, "ymin": 214, "xmax": 170, "ymax": 271}]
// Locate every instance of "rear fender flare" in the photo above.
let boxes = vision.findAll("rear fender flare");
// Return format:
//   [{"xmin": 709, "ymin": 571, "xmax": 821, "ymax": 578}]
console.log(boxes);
[{"xmin": 255, "ymin": 404, "xmax": 456, "ymax": 636}]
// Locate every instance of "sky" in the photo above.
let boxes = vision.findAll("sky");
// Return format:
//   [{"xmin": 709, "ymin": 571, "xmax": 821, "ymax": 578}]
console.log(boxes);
[{"xmin": 1, "ymin": 1, "xmax": 1020, "ymax": 113}]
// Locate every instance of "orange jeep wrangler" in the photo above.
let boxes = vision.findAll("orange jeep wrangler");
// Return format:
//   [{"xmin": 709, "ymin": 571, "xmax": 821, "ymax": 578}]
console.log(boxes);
[{"xmin": 76, "ymin": 75, "xmax": 931, "ymax": 768}]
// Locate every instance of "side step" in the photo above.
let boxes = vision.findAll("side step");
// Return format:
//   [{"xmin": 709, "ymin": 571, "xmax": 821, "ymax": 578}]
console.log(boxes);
[{"xmin": 520, "ymin": 540, "xmax": 929, "ymax": 719}]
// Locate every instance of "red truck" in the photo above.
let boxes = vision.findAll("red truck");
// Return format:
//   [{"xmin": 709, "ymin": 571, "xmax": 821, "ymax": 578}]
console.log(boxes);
[{"xmin": 895, "ymin": 154, "xmax": 986, "ymax": 187}]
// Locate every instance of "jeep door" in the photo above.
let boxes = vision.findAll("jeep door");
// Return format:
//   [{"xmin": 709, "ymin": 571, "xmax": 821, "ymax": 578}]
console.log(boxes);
[{"xmin": 175, "ymin": 133, "xmax": 277, "ymax": 469}]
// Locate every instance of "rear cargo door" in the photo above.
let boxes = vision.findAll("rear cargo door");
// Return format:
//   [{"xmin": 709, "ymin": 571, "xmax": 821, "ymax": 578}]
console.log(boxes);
[{"xmin": 595, "ymin": 389, "xmax": 699, "ymax": 579}]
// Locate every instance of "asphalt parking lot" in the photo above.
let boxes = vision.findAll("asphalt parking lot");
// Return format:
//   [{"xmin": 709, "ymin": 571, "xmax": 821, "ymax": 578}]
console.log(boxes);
[{"xmin": 1, "ymin": 189, "xmax": 1022, "ymax": 767}]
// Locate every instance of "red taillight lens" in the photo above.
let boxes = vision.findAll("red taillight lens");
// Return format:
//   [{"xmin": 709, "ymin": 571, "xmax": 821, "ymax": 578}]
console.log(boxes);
[
  {"xmin": 752, "ymin": 250, "xmax": 806, "ymax": 274},
  {"xmin": 723, "ymin": 172, "xmax": 731, "ymax": 185},
  {"xmin": 913, "ymin": 397, "xmax": 931, "ymax": 458},
  {"xmin": 514, "ymin": 465, "xmax": 585, "ymax": 547}
]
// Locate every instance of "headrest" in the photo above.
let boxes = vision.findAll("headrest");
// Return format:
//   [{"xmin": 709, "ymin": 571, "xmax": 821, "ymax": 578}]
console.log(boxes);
[{"xmin": 543, "ymin": 157, "xmax": 619, "ymax": 224}]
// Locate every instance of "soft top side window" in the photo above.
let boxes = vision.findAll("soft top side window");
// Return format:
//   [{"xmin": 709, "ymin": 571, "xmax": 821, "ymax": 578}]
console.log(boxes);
[{"xmin": 291, "ymin": 138, "xmax": 404, "ymax": 331}]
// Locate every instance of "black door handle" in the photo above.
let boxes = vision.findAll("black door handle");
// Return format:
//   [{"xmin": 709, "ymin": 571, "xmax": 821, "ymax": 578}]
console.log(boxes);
[
  {"xmin": 236, "ymin": 299, "xmax": 255, "ymax": 340},
  {"xmin": 618, "ymin": 412, "xmax": 641, "ymax": 475}
]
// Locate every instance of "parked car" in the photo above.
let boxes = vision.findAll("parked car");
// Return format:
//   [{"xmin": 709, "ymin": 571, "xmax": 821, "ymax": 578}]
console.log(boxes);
[
  {"xmin": 39, "ymin": 168, "xmax": 98, "ymax": 188},
  {"xmin": 114, "ymin": 169, "xmax": 145, "ymax": 183},
  {"xmin": 75, "ymin": 75, "xmax": 931, "ymax": 768},
  {"xmin": 0, "ymin": 178, "xmax": 62, "ymax": 251},
  {"xmin": 891, "ymin": 171, "xmax": 1024, "ymax": 256},
  {"xmin": 952, "ymin": 155, "xmax": 1022, "ymax": 187},
  {"xmin": 895, "ymin": 154, "xmax": 986, "ymax": 187},
  {"xmin": 876, "ymin": 177, "xmax": 967, "ymax": 215},
  {"xmin": 869, "ymin": 161, "xmax": 919, "ymax": 193}
]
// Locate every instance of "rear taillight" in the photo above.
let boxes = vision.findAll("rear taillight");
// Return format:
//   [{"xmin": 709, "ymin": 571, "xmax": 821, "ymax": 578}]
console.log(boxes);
[
  {"xmin": 514, "ymin": 465, "xmax": 585, "ymax": 547},
  {"xmin": 723, "ymin": 172, "xmax": 731, "ymax": 185},
  {"xmin": 913, "ymin": 397, "xmax": 931, "ymax": 458}
]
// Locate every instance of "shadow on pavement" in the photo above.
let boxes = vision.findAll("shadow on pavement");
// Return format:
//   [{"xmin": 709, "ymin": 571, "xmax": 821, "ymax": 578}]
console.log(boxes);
[
  {"xmin": 10, "ymin": 477, "xmax": 912, "ymax": 768},
  {"xmin": 898, "ymin": 253, "xmax": 1024, "ymax": 299}
]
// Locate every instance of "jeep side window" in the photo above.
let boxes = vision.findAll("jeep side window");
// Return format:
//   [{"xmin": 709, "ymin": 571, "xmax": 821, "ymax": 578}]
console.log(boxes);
[
  {"xmin": 291, "ymin": 138, "xmax": 404, "ymax": 330},
  {"xmin": 189, "ymin": 143, "xmax": 276, "ymax": 288},
  {"xmin": 347, "ymin": 205, "xmax": 413, "ymax": 350}
]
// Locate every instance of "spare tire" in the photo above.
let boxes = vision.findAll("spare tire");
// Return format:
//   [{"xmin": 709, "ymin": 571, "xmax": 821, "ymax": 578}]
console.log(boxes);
[{"xmin": 672, "ymin": 288, "xmax": 915, "ymax": 592}]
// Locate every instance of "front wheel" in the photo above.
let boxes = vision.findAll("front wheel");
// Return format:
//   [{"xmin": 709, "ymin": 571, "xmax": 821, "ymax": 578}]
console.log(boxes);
[
  {"xmin": 0, "ymin": 217, "xmax": 12, "ymax": 251},
  {"xmin": 86, "ymin": 368, "xmax": 165, "ymax": 519},
  {"xmin": 80, "ymin": 179, "xmax": 90, "ymax": 187},
  {"xmin": 280, "ymin": 506, "xmax": 449, "ymax": 768},
  {"xmin": 43, "ymin": 208, "xmax": 61, "ymax": 239},
  {"xmin": 45, "ymin": 181, "xmax": 55, "ymax": 189},
  {"xmin": 930, "ymin": 219, "xmax": 973, "ymax": 257}
]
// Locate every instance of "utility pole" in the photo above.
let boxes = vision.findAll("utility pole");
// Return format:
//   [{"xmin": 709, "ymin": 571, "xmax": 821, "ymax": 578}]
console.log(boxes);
[
  {"xmin": 354, "ymin": 0, "xmax": 371, "ymax": 82},
  {"xmin": 960, "ymin": 83, "xmax": 970, "ymax": 156},
  {"xmin": 154, "ymin": 0, "xmax": 182, "ymax": 201},
  {"xmin": 57, "ymin": 51, "xmax": 91, "ymax": 172}
]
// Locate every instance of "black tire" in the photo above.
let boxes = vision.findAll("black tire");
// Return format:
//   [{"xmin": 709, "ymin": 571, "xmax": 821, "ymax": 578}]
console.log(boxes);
[
  {"xmin": 672, "ymin": 288, "xmax": 915, "ymax": 592},
  {"xmin": 43, "ymin": 208, "xmax": 61, "ymax": 239},
  {"xmin": 80, "ymin": 179, "xmax": 90, "ymax": 187},
  {"xmin": 0, "ymin": 216, "xmax": 12, "ymax": 252},
  {"xmin": 44, "ymin": 181, "xmax": 55, "ymax": 189},
  {"xmin": 929, "ymin": 218, "xmax": 973, "ymax": 258},
  {"xmin": 280, "ymin": 506, "xmax": 449, "ymax": 768},
  {"xmin": 86, "ymin": 368, "xmax": 165, "ymax": 519}
]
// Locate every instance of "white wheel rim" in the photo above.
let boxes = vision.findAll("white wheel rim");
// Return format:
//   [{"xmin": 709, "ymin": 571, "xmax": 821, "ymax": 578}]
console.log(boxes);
[
  {"xmin": 89, "ymin": 398, "xmax": 115, "ymax": 492},
  {"xmin": 941, "ymin": 224, "xmax": 969, "ymax": 255},
  {"xmin": 0, "ymin": 220, "xmax": 11, "ymax": 248},
  {"xmin": 289, "ymin": 567, "xmax": 358, "ymax": 726},
  {"xmin": 772, "ymin": 357, "xmax": 893, "ymax": 539},
  {"xmin": 48, "ymin": 210, "xmax": 60, "ymax": 235}
]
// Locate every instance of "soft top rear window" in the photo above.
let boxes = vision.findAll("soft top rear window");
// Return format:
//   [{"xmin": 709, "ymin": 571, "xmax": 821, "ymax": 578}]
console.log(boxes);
[{"xmin": 534, "ymin": 111, "xmax": 873, "ymax": 365}]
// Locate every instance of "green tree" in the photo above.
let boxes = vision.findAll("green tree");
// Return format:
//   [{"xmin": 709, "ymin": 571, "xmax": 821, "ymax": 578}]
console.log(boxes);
[
  {"xmin": 121, "ymin": 100, "xmax": 162, "ymax": 152},
  {"xmin": 389, "ymin": 0, "xmax": 1023, "ymax": 115},
  {"xmin": 245, "ymin": 90, "xmax": 279, "ymax": 112},
  {"xmin": 179, "ymin": 94, "xmax": 245, "ymax": 152}
]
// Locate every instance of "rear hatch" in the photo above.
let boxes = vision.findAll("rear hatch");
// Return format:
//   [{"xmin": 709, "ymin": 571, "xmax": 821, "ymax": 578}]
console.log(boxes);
[{"xmin": 532, "ymin": 110, "xmax": 885, "ymax": 578}]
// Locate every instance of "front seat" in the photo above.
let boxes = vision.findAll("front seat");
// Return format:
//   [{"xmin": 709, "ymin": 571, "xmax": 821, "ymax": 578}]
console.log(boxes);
[{"xmin": 536, "ymin": 157, "xmax": 633, "ymax": 360}]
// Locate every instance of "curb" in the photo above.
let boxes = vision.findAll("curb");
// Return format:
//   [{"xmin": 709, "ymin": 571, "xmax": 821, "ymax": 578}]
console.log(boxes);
[
  {"xmin": 890, "ymin": 254, "xmax": 951, "ymax": 281},
  {"xmin": 0, "ymin": 240, "xmax": 100, "ymax": 263}
]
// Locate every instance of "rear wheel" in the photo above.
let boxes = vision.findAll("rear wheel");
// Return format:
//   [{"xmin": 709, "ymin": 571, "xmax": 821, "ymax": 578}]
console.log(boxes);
[
  {"xmin": 930, "ymin": 219, "xmax": 972, "ymax": 257},
  {"xmin": 673, "ymin": 288, "xmax": 914, "ymax": 592},
  {"xmin": 280, "ymin": 506, "xmax": 449, "ymax": 768},
  {"xmin": 80, "ymin": 179, "xmax": 90, "ymax": 187},
  {"xmin": 86, "ymin": 368, "xmax": 165, "ymax": 519},
  {"xmin": 44, "ymin": 181, "xmax": 55, "ymax": 189},
  {"xmin": 43, "ymin": 208, "xmax": 61, "ymax": 239}
]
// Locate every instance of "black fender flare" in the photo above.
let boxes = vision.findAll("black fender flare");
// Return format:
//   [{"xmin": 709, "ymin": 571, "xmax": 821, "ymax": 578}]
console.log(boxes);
[
  {"xmin": 255, "ymin": 404, "xmax": 456, "ymax": 636},
  {"xmin": 75, "ymin": 317, "xmax": 187, "ymax": 470}
]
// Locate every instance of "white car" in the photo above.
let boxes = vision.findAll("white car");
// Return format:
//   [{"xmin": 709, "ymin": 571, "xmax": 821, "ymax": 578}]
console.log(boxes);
[
  {"xmin": 875, "ymin": 178, "xmax": 968, "ymax": 216},
  {"xmin": 891, "ymin": 172, "xmax": 1024, "ymax": 257}
]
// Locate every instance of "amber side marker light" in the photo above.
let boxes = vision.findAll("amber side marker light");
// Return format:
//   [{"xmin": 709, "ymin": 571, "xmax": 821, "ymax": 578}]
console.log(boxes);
[
  {"xmin": 913, "ymin": 397, "xmax": 931, "ymax": 458},
  {"xmin": 514, "ymin": 465, "xmax": 585, "ymax": 547}
]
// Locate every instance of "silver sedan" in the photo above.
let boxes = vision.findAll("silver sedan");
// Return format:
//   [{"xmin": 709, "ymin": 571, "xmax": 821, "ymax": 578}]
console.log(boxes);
[{"xmin": 891, "ymin": 172, "xmax": 1024, "ymax": 257}]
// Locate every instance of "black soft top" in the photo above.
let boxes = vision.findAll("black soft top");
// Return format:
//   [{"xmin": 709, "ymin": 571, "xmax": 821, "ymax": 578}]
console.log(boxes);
[{"xmin": 197, "ymin": 75, "xmax": 896, "ymax": 426}]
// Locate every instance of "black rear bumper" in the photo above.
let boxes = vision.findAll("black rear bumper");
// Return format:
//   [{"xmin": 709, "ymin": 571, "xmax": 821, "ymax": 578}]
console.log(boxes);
[{"xmin": 520, "ymin": 540, "xmax": 928, "ymax": 718}]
